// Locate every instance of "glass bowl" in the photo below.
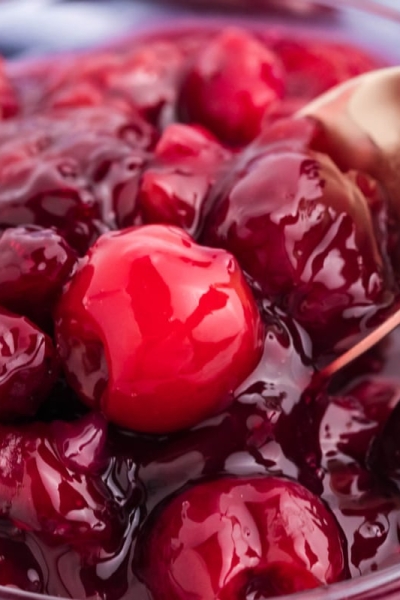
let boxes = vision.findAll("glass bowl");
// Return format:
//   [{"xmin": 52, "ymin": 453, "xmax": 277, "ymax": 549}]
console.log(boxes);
[{"xmin": 1, "ymin": 1, "xmax": 400, "ymax": 600}]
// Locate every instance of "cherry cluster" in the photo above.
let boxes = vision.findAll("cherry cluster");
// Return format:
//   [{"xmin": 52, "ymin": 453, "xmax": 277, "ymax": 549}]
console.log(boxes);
[{"xmin": 0, "ymin": 24, "xmax": 398, "ymax": 600}]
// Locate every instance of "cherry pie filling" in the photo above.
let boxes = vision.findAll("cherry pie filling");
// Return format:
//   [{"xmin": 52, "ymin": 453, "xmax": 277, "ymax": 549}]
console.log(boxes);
[{"xmin": 0, "ymin": 21, "xmax": 399, "ymax": 600}]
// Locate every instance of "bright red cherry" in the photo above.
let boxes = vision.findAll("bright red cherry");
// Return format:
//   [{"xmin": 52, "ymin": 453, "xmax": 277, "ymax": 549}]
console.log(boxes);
[
  {"xmin": 178, "ymin": 27, "xmax": 285, "ymax": 146},
  {"xmin": 55, "ymin": 224, "xmax": 263, "ymax": 433},
  {"xmin": 203, "ymin": 121, "xmax": 389, "ymax": 353},
  {"xmin": 139, "ymin": 124, "xmax": 231, "ymax": 237},
  {"xmin": 0, "ymin": 307, "xmax": 58, "ymax": 422},
  {"xmin": 137, "ymin": 476, "xmax": 347, "ymax": 599}
]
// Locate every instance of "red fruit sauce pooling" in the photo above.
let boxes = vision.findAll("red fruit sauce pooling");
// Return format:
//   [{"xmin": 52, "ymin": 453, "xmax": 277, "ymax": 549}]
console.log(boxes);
[{"xmin": 0, "ymin": 18, "xmax": 398, "ymax": 600}]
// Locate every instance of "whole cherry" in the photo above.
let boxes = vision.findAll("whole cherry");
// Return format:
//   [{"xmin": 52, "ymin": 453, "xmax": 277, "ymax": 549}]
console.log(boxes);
[
  {"xmin": 137, "ymin": 476, "xmax": 347, "ymax": 599},
  {"xmin": 56, "ymin": 224, "xmax": 263, "ymax": 433},
  {"xmin": 203, "ymin": 120, "xmax": 389, "ymax": 353},
  {"xmin": 139, "ymin": 124, "xmax": 231, "ymax": 238},
  {"xmin": 0, "ymin": 413, "xmax": 139, "ymax": 546},
  {"xmin": 178, "ymin": 27, "xmax": 285, "ymax": 146},
  {"xmin": 0, "ymin": 226, "xmax": 77, "ymax": 330}
]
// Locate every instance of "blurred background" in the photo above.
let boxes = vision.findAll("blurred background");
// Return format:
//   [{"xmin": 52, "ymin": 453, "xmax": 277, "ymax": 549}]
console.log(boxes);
[{"xmin": 0, "ymin": 0, "xmax": 398, "ymax": 59}]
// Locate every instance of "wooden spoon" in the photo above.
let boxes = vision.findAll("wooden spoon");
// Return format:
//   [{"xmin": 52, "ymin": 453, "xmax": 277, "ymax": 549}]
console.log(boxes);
[
  {"xmin": 300, "ymin": 66, "xmax": 400, "ymax": 218},
  {"xmin": 297, "ymin": 66, "xmax": 400, "ymax": 387}
]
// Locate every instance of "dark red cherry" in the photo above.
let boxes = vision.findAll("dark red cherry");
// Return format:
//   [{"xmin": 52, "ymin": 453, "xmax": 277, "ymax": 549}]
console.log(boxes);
[
  {"xmin": 203, "ymin": 124, "xmax": 389, "ymax": 353},
  {"xmin": 0, "ymin": 307, "xmax": 58, "ymax": 422},
  {"xmin": 139, "ymin": 124, "xmax": 231, "ymax": 237},
  {"xmin": 137, "ymin": 476, "xmax": 346, "ymax": 599},
  {"xmin": 55, "ymin": 224, "xmax": 263, "ymax": 433},
  {"xmin": 0, "ymin": 58, "xmax": 19, "ymax": 118},
  {"xmin": 0, "ymin": 226, "xmax": 77, "ymax": 330},
  {"xmin": 320, "ymin": 378, "xmax": 400, "ymax": 468},
  {"xmin": 40, "ymin": 41, "xmax": 185, "ymax": 126},
  {"xmin": 0, "ymin": 107, "xmax": 155, "ymax": 254},
  {"xmin": 178, "ymin": 27, "xmax": 285, "ymax": 145},
  {"xmin": 0, "ymin": 413, "xmax": 135, "ymax": 544}
]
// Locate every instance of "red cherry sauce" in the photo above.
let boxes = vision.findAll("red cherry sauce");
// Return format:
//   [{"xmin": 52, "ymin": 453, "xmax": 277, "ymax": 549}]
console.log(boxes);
[{"xmin": 0, "ymin": 21, "xmax": 398, "ymax": 600}]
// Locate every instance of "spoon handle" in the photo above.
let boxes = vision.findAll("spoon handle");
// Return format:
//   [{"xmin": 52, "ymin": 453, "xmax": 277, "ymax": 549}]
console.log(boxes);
[{"xmin": 320, "ymin": 306, "xmax": 400, "ymax": 381}]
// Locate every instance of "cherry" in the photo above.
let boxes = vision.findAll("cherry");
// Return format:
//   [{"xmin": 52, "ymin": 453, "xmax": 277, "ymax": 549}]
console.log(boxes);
[
  {"xmin": 39, "ymin": 41, "xmax": 185, "ymax": 126},
  {"xmin": 0, "ymin": 413, "xmax": 139, "ymax": 545},
  {"xmin": 0, "ymin": 106, "xmax": 155, "ymax": 254},
  {"xmin": 137, "ymin": 476, "xmax": 346, "ymax": 599},
  {"xmin": 55, "ymin": 224, "xmax": 263, "ymax": 433},
  {"xmin": 178, "ymin": 27, "xmax": 285, "ymax": 146},
  {"xmin": 203, "ymin": 120, "xmax": 389, "ymax": 353},
  {"xmin": 0, "ymin": 22, "xmax": 394, "ymax": 600},
  {"xmin": 273, "ymin": 37, "xmax": 381, "ymax": 101},
  {"xmin": 0, "ymin": 58, "xmax": 19, "ymax": 118},
  {"xmin": 0, "ymin": 307, "xmax": 58, "ymax": 422},
  {"xmin": 139, "ymin": 124, "xmax": 231, "ymax": 237},
  {"xmin": 0, "ymin": 226, "xmax": 77, "ymax": 330},
  {"xmin": 318, "ymin": 377, "xmax": 400, "ymax": 469}
]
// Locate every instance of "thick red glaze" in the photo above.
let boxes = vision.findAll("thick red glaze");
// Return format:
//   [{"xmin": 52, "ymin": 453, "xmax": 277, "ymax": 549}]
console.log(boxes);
[
  {"xmin": 0, "ymin": 19, "xmax": 396, "ymax": 600},
  {"xmin": 0, "ymin": 413, "xmax": 139, "ymax": 545},
  {"xmin": 0, "ymin": 107, "xmax": 155, "ymax": 254},
  {"xmin": 179, "ymin": 28, "xmax": 285, "ymax": 145},
  {"xmin": 0, "ymin": 307, "xmax": 58, "ymax": 422},
  {"xmin": 138, "ymin": 476, "xmax": 346, "ymax": 599},
  {"xmin": 139, "ymin": 124, "xmax": 231, "ymax": 237},
  {"xmin": 35, "ymin": 42, "xmax": 185, "ymax": 127},
  {"xmin": 203, "ymin": 118, "xmax": 391, "ymax": 353},
  {"xmin": 56, "ymin": 224, "xmax": 264, "ymax": 433}
]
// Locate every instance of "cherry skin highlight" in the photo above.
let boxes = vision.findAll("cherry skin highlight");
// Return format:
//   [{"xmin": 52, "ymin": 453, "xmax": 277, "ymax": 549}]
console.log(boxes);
[
  {"xmin": 0, "ymin": 106, "xmax": 155, "ymax": 254},
  {"xmin": 39, "ymin": 41, "xmax": 185, "ymax": 126},
  {"xmin": 137, "ymin": 476, "xmax": 347, "ymax": 599},
  {"xmin": 0, "ymin": 20, "xmax": 395, "ymax": 600},
  {"xmin": 0, "ymin": 307, "xmax": 58, "ymax": 422},
  {"xmin": 203, "ymin": 121, "xmax": 389, "ymax": 353},
  {"xmin": 0, "ymin": 413, "xmax": 137, "ymax": 545},
  {"xmin": 139, "ymin": 124, "xmax": 231, "ymax": 238},
  {"xmin": 0, "ymin": 226, "xmax": 77, "ymax": 330},
  {"xmin": 55, "ymin": 224, "xmax": 264, "ymax": 433},
  {"xmin": 178, "ymin": 27, "xmax": 285, "ymax": 146}
]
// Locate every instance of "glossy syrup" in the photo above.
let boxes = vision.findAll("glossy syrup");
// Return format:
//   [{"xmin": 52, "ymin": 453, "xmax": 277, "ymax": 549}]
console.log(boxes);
[
  {"xmin": 0, "ymin": 314, "xmax": 399, "ymax": 598},
  {"xmin": 0, "ymin": 22, "xmax": 398, "ymax": 600}
]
